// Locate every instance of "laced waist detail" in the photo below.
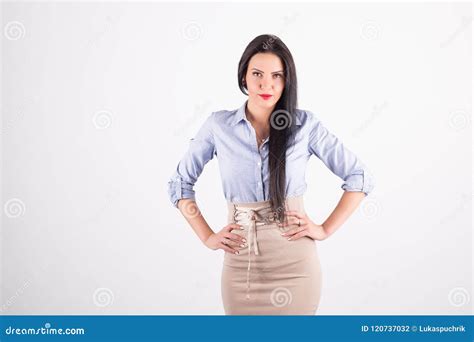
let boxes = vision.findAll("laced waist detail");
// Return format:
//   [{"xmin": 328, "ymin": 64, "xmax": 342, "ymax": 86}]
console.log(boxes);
[{"xmin": 232, "ymin": 203, "xmax": 278, "ymax": 300}]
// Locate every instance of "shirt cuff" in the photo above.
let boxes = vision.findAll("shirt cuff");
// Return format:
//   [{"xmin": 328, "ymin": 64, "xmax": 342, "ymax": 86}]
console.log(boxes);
[
  {"xmin": 167, "ymin": 175, "xmax": 196, "ymax": 207},
  {"xmin": 340, "ymin": 169, "xmax": 375, "ymax": 196}
]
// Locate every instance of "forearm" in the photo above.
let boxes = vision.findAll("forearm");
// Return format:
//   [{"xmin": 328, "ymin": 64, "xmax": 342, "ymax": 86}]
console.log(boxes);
[
  {"xmin": 322, "ymin": 191, "xmax": 366, "ymax": 237},
  {"xmin": 177, "ymin": 198, "xmax": 214, "ymax": 244}
]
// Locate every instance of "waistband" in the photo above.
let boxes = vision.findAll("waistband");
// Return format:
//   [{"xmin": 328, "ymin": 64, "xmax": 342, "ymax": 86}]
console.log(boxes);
[
  {"xmin": 226, "ymin": 195, "xmax": 305, "ymax": 300},
  {"xmin": 226, "ymin": 195, "xmax": 305, "ymax": 225}
]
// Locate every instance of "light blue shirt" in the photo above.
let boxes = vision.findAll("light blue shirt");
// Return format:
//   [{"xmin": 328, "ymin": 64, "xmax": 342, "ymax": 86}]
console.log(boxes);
[{"xmin": 167, "ymin": 100, "xmax": 375, "ymax": 207}]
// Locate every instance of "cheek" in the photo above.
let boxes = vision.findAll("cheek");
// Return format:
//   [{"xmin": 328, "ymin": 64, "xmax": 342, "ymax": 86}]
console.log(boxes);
[
  {"xmin": 275, "ymin": 79, "xmax": 285, "ymax": 91},
  {"xmin": 246, "ymin": 79, "xmax": 259, "ymax": 93},
  {"xmin": 273, "ymin": 81, "xmax": 285, "ymax": 97}
]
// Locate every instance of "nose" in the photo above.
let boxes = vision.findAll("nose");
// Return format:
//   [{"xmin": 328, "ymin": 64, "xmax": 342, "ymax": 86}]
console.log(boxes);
[{"xmin": 259, "ymin": 76, "xmax": 273, "ymax": 90}]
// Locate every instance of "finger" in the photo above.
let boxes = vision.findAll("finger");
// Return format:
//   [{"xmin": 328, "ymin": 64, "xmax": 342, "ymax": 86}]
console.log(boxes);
[
  {"xmin": 284, "ymin": 210, "xmax": 305, "ymax": 219},
  {"xmin": 222, "ymin": 237, "xmax": 241, "ymax": 247},
  {"xmin": 288, "ymin": 230, "xmax": 309, "ymax": 241},
  {"xmin": 281, "ymin": 226, "xmax": 307, "ymax": 238},
  {"xmin": 226, "ymin": 223, "xmax": 244, "ymax": 231},
  {"xmin": 279, "ymin": 216, "xmax": 306, "ymax": 228},
  {"xmin": 225, "ymin": 232, "xmax": 247, "ymax": 244},
  {"xmin": 278, "ymin": 217, "xmax": 302, "ymax": 228},
  {"xmin": 220, "ymin": 243, "xmax": 240, "ymax": 254}
]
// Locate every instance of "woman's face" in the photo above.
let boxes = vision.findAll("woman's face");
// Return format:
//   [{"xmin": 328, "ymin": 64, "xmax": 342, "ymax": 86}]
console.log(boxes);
[{"xmin": 244, "ymin": 52, "xmax": 285, "ymax": 110}]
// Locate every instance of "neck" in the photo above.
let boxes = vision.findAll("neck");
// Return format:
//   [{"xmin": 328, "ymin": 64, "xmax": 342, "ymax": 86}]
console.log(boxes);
[{"xmin": 245, "ymin": 99, "xmax": 273, "ymax": 127}]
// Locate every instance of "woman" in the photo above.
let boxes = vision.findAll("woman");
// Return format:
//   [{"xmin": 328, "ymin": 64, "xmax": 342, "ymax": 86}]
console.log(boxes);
[{"xmin": 167, "ymin": 34, "xmax": 375, "ymax": 315}]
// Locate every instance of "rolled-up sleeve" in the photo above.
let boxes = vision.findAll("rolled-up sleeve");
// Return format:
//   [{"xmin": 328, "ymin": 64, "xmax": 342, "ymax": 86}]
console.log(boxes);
[
  {"xmin": 307, "ymin": 111, "xmax": 375, "ymax": 196},
  {"xmin": 167, "ymin": 113, "xmax": 216, "ymax": 207}
]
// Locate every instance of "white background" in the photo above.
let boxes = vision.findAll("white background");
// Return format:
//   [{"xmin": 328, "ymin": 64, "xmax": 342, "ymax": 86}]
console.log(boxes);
[{"xmin": 1, "ymin": 1, "xmax": 472, "ymax": 315}]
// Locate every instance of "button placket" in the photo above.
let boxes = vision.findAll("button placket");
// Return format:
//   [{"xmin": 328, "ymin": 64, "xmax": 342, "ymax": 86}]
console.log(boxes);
[{"xmin": 257, "ymin": 149, "xmax": 265, "ymax": 200}]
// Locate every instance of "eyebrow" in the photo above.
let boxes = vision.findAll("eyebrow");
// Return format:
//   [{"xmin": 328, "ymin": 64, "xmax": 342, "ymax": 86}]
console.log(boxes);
[{"xmin": 251, "ymin": 68, "xmax": 284, "ymax": 74}]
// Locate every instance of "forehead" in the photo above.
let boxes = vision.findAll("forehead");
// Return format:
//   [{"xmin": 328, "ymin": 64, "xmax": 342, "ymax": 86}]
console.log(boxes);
[{"xmin": 248, "ymin": 52, "xmax": 284, "ymax": 71}]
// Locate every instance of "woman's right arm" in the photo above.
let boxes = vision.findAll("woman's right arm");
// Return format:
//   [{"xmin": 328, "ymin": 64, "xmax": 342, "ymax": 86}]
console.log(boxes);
[
  {"xmin": 177, "ymin": 198, "xmax": 246, "ymax": 254},
  {"xmin": 168, "ymin": 113, "xmax": 247, "ymax": 254}
]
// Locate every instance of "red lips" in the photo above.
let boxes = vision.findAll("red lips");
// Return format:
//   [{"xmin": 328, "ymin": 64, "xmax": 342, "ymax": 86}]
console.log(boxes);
[{"xmin": 258, "ymin": 94, "xmax": 273, "ymax": 100}]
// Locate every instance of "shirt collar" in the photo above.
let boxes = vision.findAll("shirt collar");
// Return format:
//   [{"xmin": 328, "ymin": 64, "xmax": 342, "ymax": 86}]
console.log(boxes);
[{"xmin": 231, "ymin": 100, "xmax": 302, "ymax": 126}]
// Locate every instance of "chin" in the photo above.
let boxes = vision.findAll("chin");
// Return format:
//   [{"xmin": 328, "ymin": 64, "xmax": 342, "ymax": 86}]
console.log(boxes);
[
  {"xmin": 259, "ymin": 101, "xmax": 276, "ymax": 108},
  {"xmin": 254, "ymin": 96, "xmax": 280, "ymax": 109}
]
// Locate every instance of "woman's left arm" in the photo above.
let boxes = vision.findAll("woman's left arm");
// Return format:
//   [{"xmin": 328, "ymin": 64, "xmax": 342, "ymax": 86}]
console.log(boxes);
[
  {"xmin": 306, "ymin": 110, "xmax": 376, "ymax": 196},
  {"xmin": 279, "ymin": 111, "xmax": 376, "ymax": 241},
  {"xmin": 321, "ymin": 190, "xmax": 366, "ymax": 237}
]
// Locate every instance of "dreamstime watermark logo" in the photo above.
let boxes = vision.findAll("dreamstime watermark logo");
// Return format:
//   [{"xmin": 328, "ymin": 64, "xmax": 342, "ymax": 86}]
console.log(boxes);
[
  {"xmin": 270, "ymin": 287, "xmax": 293, "ymax": 307},
  {"xmin": 4, "ymin": 322, "xmax": 85, "ymax": 336},
  {"xmin": 181, "ymin": 21, "xmax": 203, "ymax": 41},
  {"xmin": 360, "ymin": 20, "xmax": 381, "ymax": 41},
  {"xmin": 353, "ymin": 101, "xmax": 389, "ymax": 138},
  {"xmin": 4, "ymin": 21, "xmax": 26, "ymax": 40},
  {"xmin": 173, "ymin": 101, "xmax": 212, "ymax": 137},
  {"xmin": 354, "ymin": 274, "xmax": 393, "ymax": 314},
  {"xmin": 439, "ymin": 191, "xmax": 473, "ymax": 225},
  {"xmin": 262, "ymin": 34, "xmax": 277, "ymax": 50},
  {"xmin": 85, "ymin": 15, "xmax": 116, "ymax": 47},
  {"xmin": 440, "ymin": 16, "xmax": 473, "ymax": 48},
  {"xmin": 359, "ymin": 197, "xmax": 380, "ymax": 220},
  {"xmin": 4, "ymin": 198, "xmax": 26, "ymax": 218},
  {"xmin": 448, "ymin": 110, "xmax": 471, "ymax": 131},
  {"xmin": 93, "ymin": 287, "xmax": 114, "ymax": 307},
  {"xmin": 92, "ymin": 110, "xmax": 113, "ymax": 129},
  {"xmin": 78, "ymin": 189, "xmax": 120, "ymax": 224},
  {"xmin": 448, "ymin": 287, "xmax": 470, "ymax": 307},
  {"xmin": 0, "ymin": 281, "xmax": 30, "ymax": 313},
  {"xmin": 270, "ymin": 109, "xmax": 292, "ymax": 130},
  {"xmin": 2, "ymin": 108, "xmax": 25, "ymax": 136},
  {"xmin": 181, "ymin": 200, "xmax": 201, "ymax": 219},
  {"xmin": 281, "ymin": 12, "xmax": 299, "ymax": 30},
  {"xmin": 261, "ymin": 12, "xmax": 300, "ymax": 50},
  {"xmin": 2, "ymin": 95, "xmax": 39, "ymax": 136}
]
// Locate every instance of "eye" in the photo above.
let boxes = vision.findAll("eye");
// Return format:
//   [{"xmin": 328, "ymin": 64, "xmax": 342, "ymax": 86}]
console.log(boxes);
[
  {"xmin": 273, "ymin": 74, "xmax": 283, "ymax": 79},
  {"xmin": 252, "ymin": 71, "xmax": 262, "ymax": 77}
]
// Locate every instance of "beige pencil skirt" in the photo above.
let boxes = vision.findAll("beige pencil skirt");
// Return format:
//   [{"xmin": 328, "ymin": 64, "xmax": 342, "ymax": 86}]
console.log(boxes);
[{"xmin": 221, "ymin": 195, "xmax": 322, "ymax": 315}]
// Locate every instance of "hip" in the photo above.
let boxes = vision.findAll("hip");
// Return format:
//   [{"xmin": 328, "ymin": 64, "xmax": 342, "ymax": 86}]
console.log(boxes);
[{"xmin": 224, "ymin": 195, "xmax": 319, "ymax": 267}]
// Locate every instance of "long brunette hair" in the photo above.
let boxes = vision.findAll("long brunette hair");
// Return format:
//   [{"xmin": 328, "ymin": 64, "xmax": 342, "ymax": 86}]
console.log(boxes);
[{"xmin": 237, "ymin": 34, "xmax": 298, "ymax": 222}]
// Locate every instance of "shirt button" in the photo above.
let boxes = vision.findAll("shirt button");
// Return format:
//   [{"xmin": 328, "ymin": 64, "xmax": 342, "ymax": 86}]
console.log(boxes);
[
  {"xmin": 257, "ymin": 162, "xmax": 261, "ymax": 166},
  {"xmin": 257, "ymin": 181, "xmax": 261, "ymax": 186}
]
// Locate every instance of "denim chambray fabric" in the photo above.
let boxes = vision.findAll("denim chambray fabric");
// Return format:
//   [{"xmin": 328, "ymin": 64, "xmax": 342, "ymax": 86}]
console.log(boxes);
[{"xmin": 167, "ymin": 100, "xmax": 375, "ymax": 207}]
